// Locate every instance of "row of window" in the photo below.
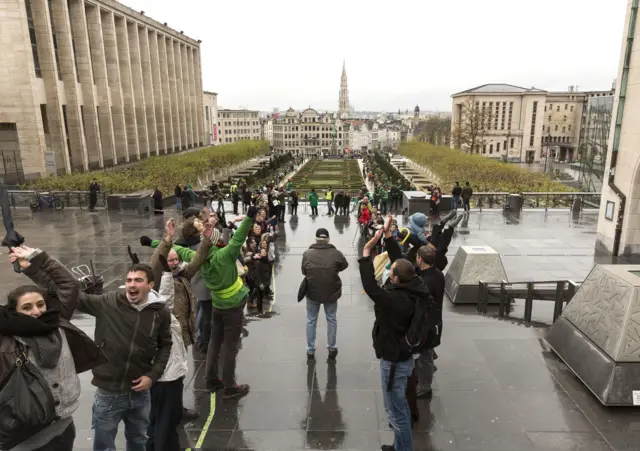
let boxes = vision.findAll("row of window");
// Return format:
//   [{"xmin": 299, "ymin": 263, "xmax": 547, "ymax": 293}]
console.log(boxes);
[
  {"xmin": 219, "ymin": 128, "xmax": 259, "ymax": 135},
  {"xmin": 219, "ymin": 112, "xmax": 258, "ymax": 119},
  {"xmin": 544, "ymin": 136, "xmax": 572, "ymax": 144},
  {"xmin": 275, "ymin": 141, "xmax": 344, "ymax": 147},
  {"xmin": 220, "ymin": 136, "xmax": 259, "ymax": 143},
  {"xmin": 546, "ymin": 104, "xmax": 574, "ymax": 113},
  {"xmin": 481, "ymin": 138, "xmax": 514, "ymax": 155},
  {"xmin": 546, "ymin": 124, "xmax": 571, "ymax": 133},
  {"xmin": 219, "ymin": 120, "xmax": 259, "ymax": 127},
  {"xmin": 476, "ymin": 101, "xmax": 514, "ymax": 131},
  {"xmin": 275, "ymin": 125, "xmax": 343, "ymax": 132},
  {"xmin": 529, "ymin": 101, "xmax": 538, "ymax": 146}
]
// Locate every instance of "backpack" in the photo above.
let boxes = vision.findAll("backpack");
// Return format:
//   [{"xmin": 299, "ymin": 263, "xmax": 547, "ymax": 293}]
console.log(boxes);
[{"xmin": 399, "ymin": 292, "xmax": 435, "ymax": 358}]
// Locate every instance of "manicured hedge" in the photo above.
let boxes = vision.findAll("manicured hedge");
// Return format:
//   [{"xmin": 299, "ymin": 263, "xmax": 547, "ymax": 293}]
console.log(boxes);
[
  {"xmin": 26, "ymin": 141, "xmax": 269, "ymax": 194},
  {"xmin": 290, "ymin": 159, "xmax": 363, "ymax": 192},
  {"xmin": 400, "ymin": 142, "xmax": 571, "ymax": 192}
]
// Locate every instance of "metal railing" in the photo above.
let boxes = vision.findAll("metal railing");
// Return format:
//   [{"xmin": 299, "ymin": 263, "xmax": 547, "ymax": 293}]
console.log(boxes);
[
  {"xmin": 477, "ymin": 280, "xmax": 581, "ymax": 326},
  {"xmin": 7, "ymin": 190, "xmax": 108, "ymax": 209},
  {"xmin": 520, "ymin": 192, "xmax": 601, "ymax": 210}
]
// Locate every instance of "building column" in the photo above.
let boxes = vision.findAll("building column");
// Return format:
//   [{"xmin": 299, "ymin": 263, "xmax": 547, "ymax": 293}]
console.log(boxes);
[
  {"xmin": 68, "ymin": 0, "xmax": 103, "ymax": 169},
  {"xmin": 167, "ymin": 38, "xmax": 181, "ymax": 151},
  {"xmin": 50, "ymin": 0, "xmax": 87, "ymax": 172},
  {"xmin": 158, "ymin": 35, "xmax": 173, "ymax": 152},
  {"xmin": 31, "ymin": 0, "xmax": 70, "ymax": 174},
  {"xmin": 101, "ymin": 10, "xmax": 128, "ymax": 164},
  {"xmin": 174, "ymin": 40, "xmax": 187, "ymax": 150},
  {"xmin": 85, "ymin": 2, "xmax": 116, "ymax": 167},
  {"xmin": 147, "ymin": 29, "xmax": 164, "ymax": 154},
  {"xmin": 115, "ymin": 15, "xmax": 138, "ymax": 161},
  {"xmin": 193, "ymin": 48, "xmax": 204, "ymax": 146},
  {"xmin": 187, "ymin": 47, "xmax": 199, "ymax": 147},
  {"xmin": 127, "ymin": 21, "xmax": 148, "ymax": 158},
  {"xmin": 181, "ymin": 44, "xmax": 193, "ymax": 148},
  {"xmin": 139, "ymin": 26, "xmax": 157, "ymax": 156}
]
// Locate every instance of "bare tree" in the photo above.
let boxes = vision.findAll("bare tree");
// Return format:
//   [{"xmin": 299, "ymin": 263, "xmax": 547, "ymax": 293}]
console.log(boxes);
[
  {"xmin": 452, "ymin": 100, "xmax": 492, "ymax": 154},
  {"xmin": 416, "ymin": 117, "xmax": 452, "ymax": 146}
]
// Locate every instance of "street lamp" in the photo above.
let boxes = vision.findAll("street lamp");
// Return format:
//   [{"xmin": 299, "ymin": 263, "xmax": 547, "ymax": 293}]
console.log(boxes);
[{"xmin": 543, "ymin": 132, "xmax": 552, "ymax": 173}]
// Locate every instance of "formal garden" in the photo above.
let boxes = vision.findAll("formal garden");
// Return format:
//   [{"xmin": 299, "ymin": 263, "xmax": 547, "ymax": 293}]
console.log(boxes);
[
  {"xmin": 25, "ymin": 140, "xmax": 269, "ymax": 194},
  {"xmin": 400, "ymin": 142, "xmax": 572, "ymax": 193},
  {"xmin": 288, "ymin": 159, "xmax": 364, "ymax": 195}
]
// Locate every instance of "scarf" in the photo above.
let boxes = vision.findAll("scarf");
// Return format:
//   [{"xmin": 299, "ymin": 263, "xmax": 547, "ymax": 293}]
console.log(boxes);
[{"xmin": 0, "ymin": 308, "xmax": 63, "ymax": 369}]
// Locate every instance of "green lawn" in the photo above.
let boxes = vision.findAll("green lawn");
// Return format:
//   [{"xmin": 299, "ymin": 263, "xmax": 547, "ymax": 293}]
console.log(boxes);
[{"xmin": 289, "ymin": 159, "xmax": 364, "ymax": 196}]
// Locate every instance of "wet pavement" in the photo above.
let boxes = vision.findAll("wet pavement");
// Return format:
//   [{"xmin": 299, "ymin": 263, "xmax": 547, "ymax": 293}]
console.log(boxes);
[{"xmin": 1, "ymin": 205, "xmax": 638, "ymax": 451}]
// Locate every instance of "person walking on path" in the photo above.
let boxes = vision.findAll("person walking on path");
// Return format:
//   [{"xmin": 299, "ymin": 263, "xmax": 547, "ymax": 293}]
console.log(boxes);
[
  {"xmin": 300, "ymin": 228, "xmax": 349, "ymax": 362},
  {"xmin": 309, "ymin": 189, "xmax": 319, "ymax": 216},
  {"xmin": 461, "ymin": 182, "xmax": 473, "ymax": 212},
  {"xmin": 89, "ymin": 178, "xmax": 100, "ymax": 211}
]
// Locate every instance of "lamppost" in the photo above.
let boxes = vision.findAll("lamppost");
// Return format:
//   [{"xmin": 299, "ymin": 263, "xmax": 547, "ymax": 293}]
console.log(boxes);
[{"xmin": 543, "ymin": 132, "xmax": 552, "ymax": 173}]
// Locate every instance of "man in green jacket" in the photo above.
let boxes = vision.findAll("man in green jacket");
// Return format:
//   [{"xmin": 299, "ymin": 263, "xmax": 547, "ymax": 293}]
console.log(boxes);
[
  {"xmin": 147, "ymin": 206, "xmax": 258, "ymax": 399},
  {"xmin": 309, "ymin": 189, "xmax": 319, "ymax": 216}
]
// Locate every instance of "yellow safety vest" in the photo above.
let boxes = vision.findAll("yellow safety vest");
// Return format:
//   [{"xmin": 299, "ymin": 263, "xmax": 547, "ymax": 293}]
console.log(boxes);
[{"xmin": 326, "ymin": 190, "xmax": 333, "ymax": 200}]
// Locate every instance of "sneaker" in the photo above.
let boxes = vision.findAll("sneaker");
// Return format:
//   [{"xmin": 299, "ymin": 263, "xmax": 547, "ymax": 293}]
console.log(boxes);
[
  {"xmin": 205, "ymin": 378, "xmax": 224, "ymax": 392},
  {"xmin": 181, "ymin": 408, "xmax": 199, "ymax": 422},
  {"xmin": 416, "ymin": 389, "xmax": 433, "ymax": 399},
  {"xmin": 328, "ymin": 348, "xmax": 338, "ymax": 361},
  {"xmin": 223, "ymin": 384, "xmax": 250, "ymax": 400},
  {"xmin": 307, "ymin": 351, "xmax": 315, "ymax": 362}
]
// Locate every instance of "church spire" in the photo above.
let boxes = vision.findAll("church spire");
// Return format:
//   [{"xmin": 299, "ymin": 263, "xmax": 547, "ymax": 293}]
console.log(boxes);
[{"xmin": 339, "ymin": 61, "xmax": 350, "ymax": 117}]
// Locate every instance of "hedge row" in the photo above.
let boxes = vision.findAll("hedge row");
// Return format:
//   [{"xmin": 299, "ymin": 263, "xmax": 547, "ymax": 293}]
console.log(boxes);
[
  {"xmin": 399, "ymin": 142, "xmax": 572, "ymax": 193},
  {"xmin": 26, "ymin": 141, "xmax": 269, "ymax": 194}
]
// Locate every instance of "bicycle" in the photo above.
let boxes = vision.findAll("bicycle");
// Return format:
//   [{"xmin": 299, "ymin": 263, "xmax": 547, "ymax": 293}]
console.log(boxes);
[{"xmin": 30, "ymin": 192, "xmax": 64, "ymax": 211}]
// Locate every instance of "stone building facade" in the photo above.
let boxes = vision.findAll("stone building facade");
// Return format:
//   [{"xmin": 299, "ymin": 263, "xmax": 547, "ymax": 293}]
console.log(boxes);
[
  {"xmin": 451, "ymin": 84, "xmax": 613, "ymax": 163},
  {"xmin": 0, "ymin": 0, "xmax": 204, "ymax": 182},
  {"xmin": 272, "ymin": 108, "xmax": 346, "ymax": 156},
  {"xmin": 203, "ymin": 91, "xmax": 218, "ymax": 146},
  {"xmin": 216, "ymin": 109, "xmax": 261, "ymax": 144}
]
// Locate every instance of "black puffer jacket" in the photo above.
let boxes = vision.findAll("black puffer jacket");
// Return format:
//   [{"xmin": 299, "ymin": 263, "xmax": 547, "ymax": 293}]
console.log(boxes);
[
  {"xmin": 301, "ymin": 243, "xmax": 349, "ymax": 303},
  {"xmin": 359, "ymin": 255, "xmax": 427, "ymax": 362}
]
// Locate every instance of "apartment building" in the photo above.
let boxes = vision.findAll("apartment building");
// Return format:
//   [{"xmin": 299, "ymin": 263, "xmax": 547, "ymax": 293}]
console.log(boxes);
[
  {"xmin": 0, "ymin": 0, "xmax": 204, "ymax": 182},
  {"xmin": 217, "ymin": 109, "xmax": 261, "ymax": 144}
]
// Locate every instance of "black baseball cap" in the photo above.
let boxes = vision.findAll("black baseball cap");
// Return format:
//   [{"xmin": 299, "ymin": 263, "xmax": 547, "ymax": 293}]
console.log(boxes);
[{"xmin": 316, "ymin": 228, "xmax": 330, "ymax": 239}]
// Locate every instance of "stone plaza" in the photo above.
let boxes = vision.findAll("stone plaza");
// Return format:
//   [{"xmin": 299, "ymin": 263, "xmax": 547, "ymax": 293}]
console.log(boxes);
[{"xmin": 0, "ymin": 205, "xmax": 638, "ymax": 451}]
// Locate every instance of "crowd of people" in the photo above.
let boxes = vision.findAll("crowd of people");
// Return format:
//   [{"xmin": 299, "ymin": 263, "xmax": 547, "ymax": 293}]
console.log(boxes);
[{"xmin": 3, "ymin": 152, "xmax": 474, "ymax": 451}]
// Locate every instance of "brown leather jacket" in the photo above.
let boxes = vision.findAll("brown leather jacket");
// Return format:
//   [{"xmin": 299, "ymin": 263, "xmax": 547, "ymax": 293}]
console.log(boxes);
[
  {"xmin": 151, "ymin": 238, "xmax": 212, "ymax": 347},
  {"xmin": 0, "ymin": 251, "xmax": 106, "ymax": 379}
]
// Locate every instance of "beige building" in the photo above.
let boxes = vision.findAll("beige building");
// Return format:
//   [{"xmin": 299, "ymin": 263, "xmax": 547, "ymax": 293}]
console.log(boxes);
[
  {"xmin": 216, "ymin": 109, "xmax": 261, "ymax": 144},
  {"xmin": 272, "ymin": 108, "xmax": 346, "ymax": 156},
  {"xmin": 0, "ymin": 0, "xmax": 204, "ymax": 183},
  {"xmin": 203, "ymin": 91, "xmax": 218, "ymax": 145},
  {"xmin": 451, "ymin": 84, "xmax": 613, "ymax": 163}
]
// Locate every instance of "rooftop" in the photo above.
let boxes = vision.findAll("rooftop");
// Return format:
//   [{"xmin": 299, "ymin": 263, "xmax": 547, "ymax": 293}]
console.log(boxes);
[
  {"xmin": 452, "ymin": 83, "xmax": 548, "ymax": 97},
  {"xmin": 2, "ymin": 207, "xmax": 637, "ymax": 450}
]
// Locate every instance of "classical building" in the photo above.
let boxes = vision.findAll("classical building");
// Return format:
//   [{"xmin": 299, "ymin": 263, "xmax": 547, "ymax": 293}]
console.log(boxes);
[
  {"xmin": 216, "ymin": 109, "xmax": 261, "ymax": 144},
  {"xmin": 272, "ymin": 107, "xmax": 346, "ymax": 156},
  {"xmin": 0, "ymin": 0, "xmax": 204, "ymax": 182},
  {"xmin": 338, "ymin": 62, "xmax": 351, "ymax": 118},
  {"xmin": 203, "ymin": 91, "xmax": 218, "ymax": 146},
  {"xmin": 451, "ymin": 84, "xmax": 613, "ymax": 163}
]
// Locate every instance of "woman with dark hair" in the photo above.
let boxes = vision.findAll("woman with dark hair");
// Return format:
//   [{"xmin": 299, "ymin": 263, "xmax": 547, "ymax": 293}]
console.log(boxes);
[{"xmin": 0, "ymin": 246, "xmax": 106, "ymax": 451}]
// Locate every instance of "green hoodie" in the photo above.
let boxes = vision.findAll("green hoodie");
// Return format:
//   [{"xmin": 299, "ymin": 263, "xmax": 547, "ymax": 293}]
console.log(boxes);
[{"xmin": 151, "ymin": 216, "xmax": 252, "ymax": 309}]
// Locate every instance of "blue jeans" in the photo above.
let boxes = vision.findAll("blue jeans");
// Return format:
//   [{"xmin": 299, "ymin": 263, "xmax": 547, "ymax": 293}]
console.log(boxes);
[
  {"xmin": 306, "ymin": 299, "xmax": 337, "ymax": 353},
  {"xmin": 380, "ymin": 358, "xmax": 414, "ymax": 451},
  {"xmin": 92, "ymin": 388, "xmax": 151, "ymax": 451},
  {"xmin": 451, "ymin": 195, "xmax": 460, "ymax": 210}
]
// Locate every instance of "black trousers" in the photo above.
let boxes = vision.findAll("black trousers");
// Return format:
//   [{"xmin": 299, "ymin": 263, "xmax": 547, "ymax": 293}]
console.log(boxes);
[
  {"xmin": 311, "ymin": 206, "xmax": 318, "ymax": 215},
  {"xmin": 291, "ymin": 203, "xmax": 298, "ymax": 215},
  {"xmin": 146, "ymin": 378, "xmax": 184, "ymax": 451},
  {"xmin": 89, "ymin": 193, "xmax": 97, "ymax": 210},
  {"xmin": 232, "ymin": 201, "xmax": 239, "ymax": 214},
  {"xmin": 33, "ymin": 421, "xmax": 75, "ymax": 451}
]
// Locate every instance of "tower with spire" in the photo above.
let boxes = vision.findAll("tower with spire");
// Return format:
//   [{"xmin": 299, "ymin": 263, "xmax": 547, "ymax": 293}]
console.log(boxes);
[{"xmin": 339, "ymin": 61, "xmax": 350, "ymax": 118}]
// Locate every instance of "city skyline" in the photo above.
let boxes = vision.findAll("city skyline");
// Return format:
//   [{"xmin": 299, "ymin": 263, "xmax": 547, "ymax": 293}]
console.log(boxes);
[{"xmin": 120, "ymin": 0, "xmax": 623, "ymax": 112}]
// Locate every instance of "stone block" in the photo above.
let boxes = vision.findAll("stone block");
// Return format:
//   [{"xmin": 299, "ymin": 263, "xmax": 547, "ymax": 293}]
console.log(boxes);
[
  {"xmin": 402, "ymin": 190, "xmax": 430, "ymax": 215},
  {"xmin": 444, "ymin": 245, "xmax": 508, "ymax": 304},
  {"xmin": 546, "ymin": 264, "xmax": 640, "ymax": 405}
]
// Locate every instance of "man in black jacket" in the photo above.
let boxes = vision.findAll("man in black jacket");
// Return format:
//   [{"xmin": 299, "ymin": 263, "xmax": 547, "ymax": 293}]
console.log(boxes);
[
  {"xmin": 387, "ymin": 228, "xmax": 444, "ymax": 399},
  {"xmin": 75, "ymin": 263, "xmax": 173, "ymax": 451},
  {"xmin": 301, "ymin": 228, "xmax": 349, "ymax": 361},
  {"xmin": 359, "ymin": 227, "xmax": 428, "ymax": 451}
]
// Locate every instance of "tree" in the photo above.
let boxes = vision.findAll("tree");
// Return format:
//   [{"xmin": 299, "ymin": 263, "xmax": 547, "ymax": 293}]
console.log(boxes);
[
  {"xmin": 452, "ymin": 100, "xmax": 492, "ymax": 154},
  {"xmin": 416, "ymin": 117, "xmax": 452, "ymax": 147}
]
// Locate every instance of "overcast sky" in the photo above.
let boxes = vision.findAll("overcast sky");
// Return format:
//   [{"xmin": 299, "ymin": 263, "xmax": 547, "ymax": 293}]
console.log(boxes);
[{"xmin": 122, "ymin": 0, "xmax": 625, "ymax": 112}]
